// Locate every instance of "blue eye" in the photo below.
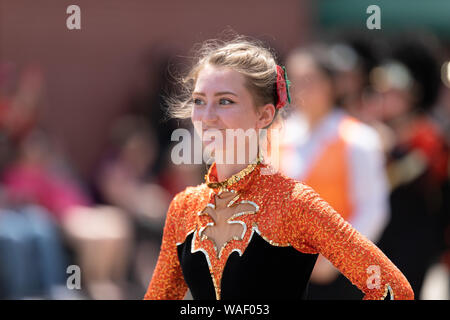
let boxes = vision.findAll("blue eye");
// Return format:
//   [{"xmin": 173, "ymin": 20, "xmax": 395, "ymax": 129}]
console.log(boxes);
[
  {"xmin": 219, "ymin": 98, "xmax": 234, "ymax": 105},
  {"xmin": 193, "ymin": 98, "xmax": 205, "ymax": 105}
]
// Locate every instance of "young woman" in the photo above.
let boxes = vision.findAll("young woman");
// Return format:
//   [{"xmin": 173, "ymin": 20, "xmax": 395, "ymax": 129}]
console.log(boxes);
[{"xmin": 144, "ymin": 36, "xmax": 414, "ymax": 300}]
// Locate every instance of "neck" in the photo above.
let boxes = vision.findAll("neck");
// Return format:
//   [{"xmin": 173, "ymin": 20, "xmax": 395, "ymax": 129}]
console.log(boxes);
[
  {"xmin": 215, "ymin": 162, "xmax": 251, "ymax": 182},
  {"xmin": 214, "ymin": 147, "xmax": 260, "ymax": 181}
]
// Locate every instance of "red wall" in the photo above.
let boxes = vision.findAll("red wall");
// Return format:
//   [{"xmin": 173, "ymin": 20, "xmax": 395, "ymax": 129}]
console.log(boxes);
[{"xmin": 0, "ymin": 0, "xmax": 310, "ymax": 178}]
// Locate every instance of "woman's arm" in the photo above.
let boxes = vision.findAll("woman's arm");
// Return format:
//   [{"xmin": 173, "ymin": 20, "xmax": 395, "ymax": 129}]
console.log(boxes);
[
  {"xmin": 288, "ymin": 183, "xmax": 414, "ymax": 300},
  {"xmin": 144, "ymin": 192, "xmax": 188, "ymax": 300}
]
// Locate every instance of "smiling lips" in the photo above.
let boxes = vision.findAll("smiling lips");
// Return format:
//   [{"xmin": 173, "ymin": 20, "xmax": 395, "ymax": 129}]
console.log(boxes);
[
  {"xmin": 202, "ymin": 128, "xmax": 227, "ymax": 143},
  {"xmin": 203, "ymin": 128, "xmax": 226, "ymax": 132},
  {"xmin": 202, "ymin": 128, "xmax": 226, "ymax": 136}
]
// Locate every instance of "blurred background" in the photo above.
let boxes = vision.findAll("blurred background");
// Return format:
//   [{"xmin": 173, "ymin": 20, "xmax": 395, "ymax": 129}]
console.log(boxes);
[{"xmin": 0, "ymin": 0, "xmax": 448, "ymax": 300}]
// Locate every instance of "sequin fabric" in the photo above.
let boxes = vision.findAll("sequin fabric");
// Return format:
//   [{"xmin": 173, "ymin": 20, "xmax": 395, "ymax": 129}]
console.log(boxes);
[{"xmin": 144, "ymin": 161, "xmax": 414, "ymax": 300}]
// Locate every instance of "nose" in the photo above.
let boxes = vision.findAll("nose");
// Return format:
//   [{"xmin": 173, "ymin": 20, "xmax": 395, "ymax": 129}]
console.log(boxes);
[{"xmin": 202, "ymin": 102, "xmax": 218, "ymax": 123}]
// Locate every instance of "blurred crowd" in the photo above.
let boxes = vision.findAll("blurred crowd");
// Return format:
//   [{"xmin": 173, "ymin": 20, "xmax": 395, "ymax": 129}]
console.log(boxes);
[
  {"xmin": 280, "ymin": 32, "xmax": 450, "ymax": 300},
  {"xmin": 0, "ymin": 30, "xmax": 449, "ymax": 300},
  {"xmin": 0, "ymin": 54, "xmax": 204, "ymax": 299}
]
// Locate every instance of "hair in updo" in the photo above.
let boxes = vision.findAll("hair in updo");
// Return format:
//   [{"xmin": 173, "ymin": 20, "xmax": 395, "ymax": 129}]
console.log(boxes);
[{"xmin": 166, "ymin": 35, "xmax": 288, "ymax": 127}]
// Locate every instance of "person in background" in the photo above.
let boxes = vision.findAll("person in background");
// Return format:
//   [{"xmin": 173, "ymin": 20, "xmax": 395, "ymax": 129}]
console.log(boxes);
[
  {"xmin": 327, "ymin": 36, "xmax": 381, "ymax": 119},
  {"xmin": 0, "ymin": 63, "xmax": 132, "ymax": 300},
  {"xmin": 0, "ymin": 196, "xmax": 68, "ymax": 299},
  {"xmin": 369, "ymin": 35, "xmax": 450, "ymax": 298},
  {"xmin": 0, "ymin": 64, "xmax": 68, "ymax": 299},
  {"xmin": 92, "ymin": 48, "xmax": 204, "ymax": 297},
  {"xmin": 280, "ymin": 44, "xmax": 390, "ymax": 299},
  {"xmin": 431, "ymin": 67, "xmax": 450, "ymax": 294},
  {"xmin": 325, "ymin": 36, "xmax": 397, "ymax": 155},
  {"xmin": 94, "ymin": 115, "xmax": 172, "ymax": 294}
]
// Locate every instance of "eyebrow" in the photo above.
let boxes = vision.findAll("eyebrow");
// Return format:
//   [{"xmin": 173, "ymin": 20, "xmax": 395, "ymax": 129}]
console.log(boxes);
[{"xmin": 192, "ymin": 91, "xmax": 238, "ymax": 97}]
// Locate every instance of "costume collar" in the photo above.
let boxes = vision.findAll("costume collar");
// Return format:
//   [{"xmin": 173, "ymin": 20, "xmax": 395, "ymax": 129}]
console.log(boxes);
[{"xmin": 204, "ymin": 156, "xmax": 264, "ymax": 194}]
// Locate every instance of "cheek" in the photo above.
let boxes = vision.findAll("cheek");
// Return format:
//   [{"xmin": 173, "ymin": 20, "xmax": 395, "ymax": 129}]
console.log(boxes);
[
  {"xmin": 191, "ymin": 111, "xmax": 202, "ymax": 135},
  {"xmin": 191, "ymin": 106, "xmax": 200, "ymax": 121},
  {"xmin": 219, "ymin": 108, "xmax": 254, "ymax": 129},
  {"xmin": 217, "ymin": 109, "xmax": 243, "ymax": 129}
]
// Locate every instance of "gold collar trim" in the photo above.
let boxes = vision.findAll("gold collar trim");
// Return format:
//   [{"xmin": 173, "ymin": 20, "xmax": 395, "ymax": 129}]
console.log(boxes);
[{"xmin": 205, "ymin": 155, "xmax": 263, "ymax": 190}]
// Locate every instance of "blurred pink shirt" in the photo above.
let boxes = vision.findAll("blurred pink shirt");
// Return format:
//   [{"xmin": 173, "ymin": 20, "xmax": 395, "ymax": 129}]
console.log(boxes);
[{"xmin": 2, "ymin": 163, "xmax": 91, "ymax": 222}]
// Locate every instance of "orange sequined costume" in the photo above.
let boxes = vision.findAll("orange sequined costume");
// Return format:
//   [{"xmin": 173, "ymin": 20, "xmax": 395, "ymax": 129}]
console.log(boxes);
[{"xmin": 144, "ymin": 159, "xmax": 414, "ymax": 300}]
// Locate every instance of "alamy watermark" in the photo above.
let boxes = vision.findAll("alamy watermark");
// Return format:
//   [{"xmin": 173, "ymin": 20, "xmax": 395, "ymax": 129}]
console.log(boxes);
[
  {"xmin": 66, "ymin": 5, "xmax": 81, "ymax": 30},
  {"xmin": 366, "ymin": 265, "xmax": 381, "ymax": 290},
  {"xmin": 170, "ymin": 121, "xmax": 281, "ymax": 175},
  {"xmin": 66, "ymin": 264, "xmax": 81, "ymax": 290},
  {"xmin": 366, "ymin": 5, "xmax": 381, "ymax": 30}
]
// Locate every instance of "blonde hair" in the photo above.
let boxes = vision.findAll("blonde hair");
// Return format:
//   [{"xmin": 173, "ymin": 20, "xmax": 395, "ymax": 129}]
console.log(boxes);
[{"xmin": 166, "ymin": 35, "xmax": 288, "ymax": 127}]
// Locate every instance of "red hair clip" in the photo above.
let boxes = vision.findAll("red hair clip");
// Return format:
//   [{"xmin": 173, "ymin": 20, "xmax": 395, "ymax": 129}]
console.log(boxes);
[{"xmin": 275, "ymin": 65, "xmax": 291, "ymax": 109}]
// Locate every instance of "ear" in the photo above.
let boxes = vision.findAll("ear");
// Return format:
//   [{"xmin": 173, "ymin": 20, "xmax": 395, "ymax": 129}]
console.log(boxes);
[{"xmin": 256, "ymin": 103, "xmax": 276, "ymax": 129}]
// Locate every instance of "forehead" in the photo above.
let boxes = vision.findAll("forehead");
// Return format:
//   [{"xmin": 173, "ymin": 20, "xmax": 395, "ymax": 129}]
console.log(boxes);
[{"xmin": 194, "ymin": 64, "xmax": 247, "ymax": 93}]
